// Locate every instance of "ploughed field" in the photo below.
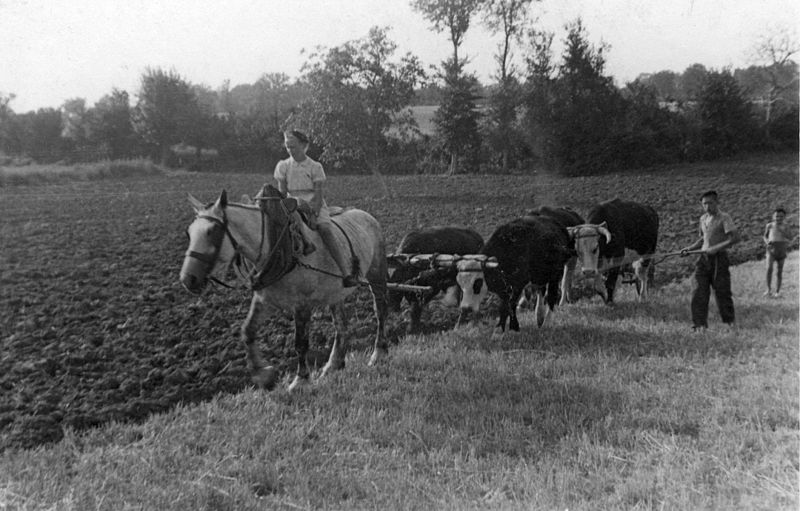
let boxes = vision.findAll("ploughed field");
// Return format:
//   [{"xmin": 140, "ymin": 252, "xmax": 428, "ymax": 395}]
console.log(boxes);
[{"xmin": 1, "ymin": 154, "xmax": 797, "ymax": 451}]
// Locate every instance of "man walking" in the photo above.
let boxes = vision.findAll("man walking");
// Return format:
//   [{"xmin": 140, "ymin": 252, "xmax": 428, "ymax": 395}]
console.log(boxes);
[{"xmin": 681, "ymin": 190, "xmax": 739, "ymax": 330}]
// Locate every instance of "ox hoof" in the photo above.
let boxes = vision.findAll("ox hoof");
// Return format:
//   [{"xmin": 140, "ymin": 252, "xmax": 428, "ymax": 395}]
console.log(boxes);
[
  {"xmin": 288, "ymin": 375, "xmax": 309, "ymax": 392},
  {"xmin": 252, "ymin": 366, "xmax": 278, "ymax": 390}
]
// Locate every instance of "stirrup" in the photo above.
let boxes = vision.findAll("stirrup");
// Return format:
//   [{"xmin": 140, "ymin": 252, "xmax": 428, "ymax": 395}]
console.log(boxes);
[{"xmin": 342, "ymin": 274, "xmax": 360, "ymax": 288}]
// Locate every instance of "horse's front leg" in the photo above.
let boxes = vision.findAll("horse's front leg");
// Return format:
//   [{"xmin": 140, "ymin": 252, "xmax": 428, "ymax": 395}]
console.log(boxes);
[
  {"xmin": 367, "ymin": 278, "xmax": 389, "ymax": 367},
  {"xmin": 241, "ymin": 295, "xmax": 278, "ymax": 390},
  {"xmin": 288, "ymin": 306, "xmax": 312, "ymax": 391},
  {"xmin": 322, "ymin": 303, "xmax": 348, "ymax": 378}
]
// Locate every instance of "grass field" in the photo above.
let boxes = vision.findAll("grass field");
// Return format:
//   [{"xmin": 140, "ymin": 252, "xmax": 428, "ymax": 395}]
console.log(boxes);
[
  {"xmin": 0, "ymin": 152, "xmax": 797, "ymax": 509},
  {"xmin": 0, "ymin": 253, "xmax": 797, "ymax": 510}
]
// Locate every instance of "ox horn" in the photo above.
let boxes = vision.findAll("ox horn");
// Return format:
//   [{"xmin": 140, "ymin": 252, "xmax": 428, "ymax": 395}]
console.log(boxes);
[{"xmin": 597, "ymin": 222, "xmax": 612, "ymax": 244}]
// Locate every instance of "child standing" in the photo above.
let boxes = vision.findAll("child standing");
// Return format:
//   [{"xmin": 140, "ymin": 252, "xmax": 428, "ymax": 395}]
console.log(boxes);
[{"xmin": 763, "ymin": 207, "xmax": 793, "ymax": 297}]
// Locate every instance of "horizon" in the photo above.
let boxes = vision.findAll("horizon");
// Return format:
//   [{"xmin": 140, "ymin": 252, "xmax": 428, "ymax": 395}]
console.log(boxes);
[{"xmin": 1, "ymin": 0, "xmax": 797, "ymax": 113}]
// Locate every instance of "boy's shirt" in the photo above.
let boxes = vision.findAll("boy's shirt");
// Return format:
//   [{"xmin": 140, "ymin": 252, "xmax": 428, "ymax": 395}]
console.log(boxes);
[{"xmin": 274, "ymin": 157, "xmax": 326, "ymax": 204}]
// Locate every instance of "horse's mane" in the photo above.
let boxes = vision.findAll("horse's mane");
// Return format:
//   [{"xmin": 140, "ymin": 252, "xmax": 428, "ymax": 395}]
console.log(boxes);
[{"xmin": 250, "ymin": 184, "xmax": 300, "ymax": 289}]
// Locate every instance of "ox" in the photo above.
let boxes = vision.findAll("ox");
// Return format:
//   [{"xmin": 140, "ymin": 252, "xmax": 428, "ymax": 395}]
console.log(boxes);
[
  {"xmin": 521, "ymin": 205, "xmax": 585, "ymax": 306},
  {"xmin": 387, "ymin": 226, "xmax": 483, "ymax": 333},
  {"xmin": 455, "ymin": 216, "xmax": 571, "ymax": 332},
  {"xmin": 568, "ymin": 198, "xmax": 659, "ymax": 303}
]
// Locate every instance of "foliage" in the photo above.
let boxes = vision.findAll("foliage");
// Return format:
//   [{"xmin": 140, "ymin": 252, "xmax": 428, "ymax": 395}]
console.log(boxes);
[
  {"xmin": 432, "ymin": 59, "xmax": 483, "ymax": 174},
  {"xmin": 88, "ymin": 89, "xmax": 136, "ymax": 161},
  {"xmin": 411, "ymin": 0, "xmax": 484, "ymax": 66},
  {"xmin": 133, "ymin": 68, "xmax": 202, "ymax": 164},
  {"xmin": 479, "ymin": 0, "xmax": 536, "ymax": 172},
  {"xmin": 288, "ymin": 26, "xmax": 425, "ymax": 182},
  {"xmin": 697, "ymin": 69, "xmax": 760, "ymax": 159},
  {"xmin": 523, "ymin": 19, "xmax": 630, "ymax": 175}
]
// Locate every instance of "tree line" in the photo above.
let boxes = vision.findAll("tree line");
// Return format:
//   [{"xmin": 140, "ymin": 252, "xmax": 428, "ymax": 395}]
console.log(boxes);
[{"xmin": 0, "ymin": 1, "xmax": 797, "ymax": 177}]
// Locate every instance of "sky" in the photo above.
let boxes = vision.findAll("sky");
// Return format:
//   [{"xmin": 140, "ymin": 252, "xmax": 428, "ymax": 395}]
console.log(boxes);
[{"xmin": 1, "ymin": 0, "xmax": 797, "ymax": 113}]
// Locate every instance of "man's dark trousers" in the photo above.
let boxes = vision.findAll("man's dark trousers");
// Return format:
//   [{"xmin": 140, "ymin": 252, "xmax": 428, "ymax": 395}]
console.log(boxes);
[{"xmin": 691, "ymin": 252, "xmax": 735, "ymax": 328}]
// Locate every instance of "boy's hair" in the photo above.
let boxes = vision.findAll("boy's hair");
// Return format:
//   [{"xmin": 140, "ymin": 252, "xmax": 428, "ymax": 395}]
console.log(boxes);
[
  {"xmin": 775, "ymin": 207, "xmax": 787, "ymax": 215},
  {"xmin": 700, "ymin": 190, "xmax": 718, "ymax": 201}
]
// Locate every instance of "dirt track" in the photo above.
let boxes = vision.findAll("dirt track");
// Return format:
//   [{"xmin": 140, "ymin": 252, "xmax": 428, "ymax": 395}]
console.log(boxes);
[{"xmin": 1, "ymin": 155, "xmax": 797, "ymax": 451}]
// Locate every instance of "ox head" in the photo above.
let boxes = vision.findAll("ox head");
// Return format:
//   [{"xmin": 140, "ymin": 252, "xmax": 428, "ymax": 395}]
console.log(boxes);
[
  {"xmin": 453, "ymin": 255, "xmax": 499, "ymax": 319},
  {"xmin": 180, "ymin": 191, "xmax": 236, "ymax": 294},
  {"xmin": 568, "ymin": 222, "xmax": 611, "ymax": 276}
]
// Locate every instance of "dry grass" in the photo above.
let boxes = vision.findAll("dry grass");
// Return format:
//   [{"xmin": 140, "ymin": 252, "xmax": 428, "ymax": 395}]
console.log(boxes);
[{"xmin": 0, "ymin": 159, "xmax": 163, "ymax": 186}]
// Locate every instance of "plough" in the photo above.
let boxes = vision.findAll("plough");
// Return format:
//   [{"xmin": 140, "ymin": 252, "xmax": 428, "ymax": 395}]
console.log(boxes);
[{"xmin": 385, "ymin": 249, "xmax": 704, "ymax": 293}]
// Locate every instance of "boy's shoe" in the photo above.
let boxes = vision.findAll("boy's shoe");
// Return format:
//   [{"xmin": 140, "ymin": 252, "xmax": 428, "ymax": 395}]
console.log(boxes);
[
  {"xmin": 763, "ymin": 290, "xmax": 772, "ymax": 297},
  {"xmin": 773, "ymin": 291, "xmax": 781, "ymax": 297}
]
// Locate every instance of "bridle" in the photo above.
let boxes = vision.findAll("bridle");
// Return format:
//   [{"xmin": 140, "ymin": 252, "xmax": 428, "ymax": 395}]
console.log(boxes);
[
  {"xmin": 186, "ymin": 198, "xmax": 306, "ymax": 291},
  {"xmin": 185, "ymin": 209, "xmax": 244, "ymax": 289}
]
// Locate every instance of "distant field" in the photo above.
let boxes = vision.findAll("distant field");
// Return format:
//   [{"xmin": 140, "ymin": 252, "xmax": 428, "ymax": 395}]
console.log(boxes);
[
  {"xmin": 0, "ymin": 152, "xmax": 797, "ymax": 508},
  {"xmin": 410, "ymin": 104, "xmax": 437, "ymax": 135}
]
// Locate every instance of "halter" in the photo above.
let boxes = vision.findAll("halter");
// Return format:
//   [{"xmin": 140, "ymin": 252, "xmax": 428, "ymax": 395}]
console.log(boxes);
[{"xmin": 185, "ymin": 204, "xmax": 274, "ymax": 290}]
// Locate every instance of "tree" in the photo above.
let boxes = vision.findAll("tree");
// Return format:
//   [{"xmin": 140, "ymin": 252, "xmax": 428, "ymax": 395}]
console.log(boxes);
[
  {"xmin": 480, "ymin": 0, "xmax": 536, "ymax": 172},
  {"xmin": 289, "ymin": 26, "xmax": 425, "ymax": 194},
  {"xmin": 748, "ymin": 25, "xmax": 799, "ymax": 136},
  {"xmin": 635, "ymin": 70, "xmax": 680, "ymax": 102},
  {"xmin": 133, "ymin": 68, "xmax": 201, "ymax": 164},
  {"xmin": 60, "ymin": 98, "xmax": 92, "ymax": 161},
  {"xmin": 679, "ymin": 63, "xmax": 708, "ymax": 101},
  {"xmin": 523, "ymin": 19, "xmax": 627, "ymax": 174},
  {"xmin": 411, "ymin": 0, "xmax": 484, "ymax": 68},
  {"xmin": 0, "ymin": 93, "xmax": 15, "ymax": 155},
  {"xmin": 90, "ymin": 89, "xmax": 135, "ymax": 160},
  {"xmin": 412, "ymin": 0, "xmax": 485, "ymax": 175},
  {"xmin": 433, "ymin": 58, "xmax": 482, "ymax": 175},
  {"xmin": 15, "ymin": 108, "xmax": 65, "ymax": 162},
  {"xmin": 697, "ymin": 69, "xmax": 758, "ymax": 158}
]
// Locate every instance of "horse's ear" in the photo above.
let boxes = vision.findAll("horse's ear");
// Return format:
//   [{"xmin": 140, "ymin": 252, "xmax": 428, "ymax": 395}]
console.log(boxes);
[
  {"xmin": 218, "ymin": 190, "xmax": 228, "ymax": 208},
  {"xmin": 188, "ymin": 193, "xmax": 204, "ymax": 211}
]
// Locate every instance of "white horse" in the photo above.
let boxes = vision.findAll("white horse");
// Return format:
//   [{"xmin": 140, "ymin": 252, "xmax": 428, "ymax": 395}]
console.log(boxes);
[{"xmin": 180, "ymin": 187, "xmax": 389, "ymax": 391}]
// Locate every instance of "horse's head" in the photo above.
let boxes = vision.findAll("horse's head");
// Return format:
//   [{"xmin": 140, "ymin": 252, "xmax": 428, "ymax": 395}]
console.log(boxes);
[{"xmin": 180, "ymin": 190, "xmax": 236, "ymax": 294}]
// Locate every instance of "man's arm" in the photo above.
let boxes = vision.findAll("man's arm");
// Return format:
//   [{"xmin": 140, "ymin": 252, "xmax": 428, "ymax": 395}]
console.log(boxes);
[{"xmin": 681, "ymin": 237, "xmax": 704, "ymax": 255}]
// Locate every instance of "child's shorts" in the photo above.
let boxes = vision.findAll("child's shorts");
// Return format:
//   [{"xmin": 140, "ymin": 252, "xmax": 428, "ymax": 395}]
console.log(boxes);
[{"xmin": 768, "ymin": 241, "xmax": 788, "ymax": 261}]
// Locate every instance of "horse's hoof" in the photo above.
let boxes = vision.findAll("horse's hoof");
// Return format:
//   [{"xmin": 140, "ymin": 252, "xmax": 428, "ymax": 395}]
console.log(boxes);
[{"xmin": 252, "ymin": 366, "xmax": 278, "ymax": 390}]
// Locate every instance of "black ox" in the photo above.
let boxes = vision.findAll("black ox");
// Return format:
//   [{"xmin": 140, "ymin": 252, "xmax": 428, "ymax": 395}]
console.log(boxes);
[
  {"xmin": 455, "ymin": 216, "xmax": 571, "ymax": 332},
  {"xmin": 568, "ymin": 198, "xmax": 659, "ymax": 303},
  {"xmin": 522, "ymin": 206, "xmax": 585, "ymax": 305},
  {"xmin": 387, "ymin": 226, "xmax": 484, "ymax": 333}
]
